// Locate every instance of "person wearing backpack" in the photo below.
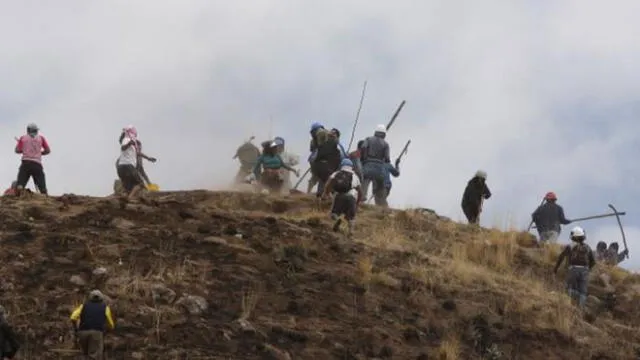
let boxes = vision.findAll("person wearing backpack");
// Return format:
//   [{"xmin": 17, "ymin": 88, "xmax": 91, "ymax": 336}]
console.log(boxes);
[
  {"xmin": 311, "ymin": 126, "xmax": 346, "ymax": 198},
  {"xmin": 322, "ymin": 158, "xmax": 362, "ymax": 235},
  {"xmin": 360, "ymin": 125, "xmax": 391, "ymax": 206},
  {"xmin": 553, "ymin": 226, "xmax": 596, "ymax": 309},
  {"xmin": 531, "ymin": 192, "xmax": 572, "ymax": 244}
]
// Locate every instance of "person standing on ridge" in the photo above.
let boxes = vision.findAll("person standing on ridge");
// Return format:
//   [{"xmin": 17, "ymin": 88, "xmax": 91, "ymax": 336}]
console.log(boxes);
[
  {"xmin": 252, "ymin": 141, "xmax": 299, "ymax": 194},
  {"xmin": 14, "ymin": 123, "xmax": 51, "ymax": 195},
  {"xmin": 306, "ymin": 122, "xmax": 328, "ymax": 193},
  {"xmin": 553, "ymin": 226, "xmax": 595, "ymax": 309},
  {"xmin": 116, "ymin": 125, "xmax": 145, "ymax": 200},
  {"xmin": 70, "ymin": 290, "xmax": 115, "ymax": 360},
  {"xmin": 461, "ymin": 170, "xmax": 491, "ymax": 224},
  {"xmin": 273, "ymin": 136, "xmax": 299, "ymax": 194},
  {"xmin": 117, "ymin": 130, "xmax": 157, "ymax": 190},
  {"xmin": 322, "ymin": 158, "xmax": 362, "ymax": 236},
  {"xmin": 381, "ymin": 158, "xmax": 401, "ymax": 206},
  {"xmin": 531, "ymin": 192, "xmax": 572, "ymax": 244},
  {"xmin": 360, "ymin": 124, "xmax": 391, "ymax": 206},
  {"xmin": 233, "ymin": 137, "xmax": 261, "ymax": 184},
  {"xmin": 595, "ymin": 241, "xmax": 608, "ymax": 262},
  {"xmin": 310, "ymin": 124, "xmax": 344, "ymax": 198},
  {"xmin": 0, "ymin": 305, "xmax": 20, "ymax": 359},
  {"xmin": 348, "ymin": 140, "xmax": 365, "ymax": 181}
]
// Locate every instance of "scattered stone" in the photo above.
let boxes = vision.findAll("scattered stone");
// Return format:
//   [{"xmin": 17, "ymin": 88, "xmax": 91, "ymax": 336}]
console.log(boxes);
[
  {"xmin": 151, "ymin": 284, "xmax": 177, "ymax": 304},
  {"xmin": 203, "ymin": 236, "xmax": 228, "ymax": 245},
  {"xmin": 131, "ymin": 352, "xmax": 144, "ymax": 359},
  {"xmin": 70, "ymin": 275, "xmax": 86, "ymax": 286},
  {"xmin": 52, "ymin": 256, "xmax": 73, "ymax": 265},
  {"xmin": 93, "ymin": 267, "xmax": 108, "ymax": 276},
  {"xmin": 111, "ymin": 218, "xmax": 135, "ymax": 229},
  {"xmin": 176, "ymin": 294, "xmax": 208, "ymax": 315},
  {"xmin": 260, "ymin": 343, "xmax": 291, "ymax": 360}
]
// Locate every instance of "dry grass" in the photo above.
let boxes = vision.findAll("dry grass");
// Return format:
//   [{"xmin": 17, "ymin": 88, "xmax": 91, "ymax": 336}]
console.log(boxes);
[{"xmin": 437, "ymin": 334, "xmax": 461, "ymax": 359}]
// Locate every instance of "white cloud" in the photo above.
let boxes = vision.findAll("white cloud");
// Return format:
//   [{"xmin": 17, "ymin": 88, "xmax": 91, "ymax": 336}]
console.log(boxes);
[{"xmin": 0, "ymin": 1, "xmax": 638, "ymax": 267}]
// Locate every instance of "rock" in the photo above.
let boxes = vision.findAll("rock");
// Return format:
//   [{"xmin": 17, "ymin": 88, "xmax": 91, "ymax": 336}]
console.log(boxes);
[
  {"xmin": 70, "ymin": 275, "xmax": 86, "ymax": 286},
  {"xmin": 93, "ymin": 267, "xmax": 108, "ymax": 276},
  {"xmin": 203, "ymin": 236, "xmax": 228, "ymax": 245},
  {"xmin": 151, "ymin": 284, "xmax": 177, "ymax": 304},
  {"xmin": 111, "ymin": 218, "xmax": 135, "ymax": 229},
  {"xmin": 53, "ymin": 256, "xmax": 74, "ymax": 265},
  {"xmin": 176, "ymin": 294, "xmax": 208, "ymax": 315},
  {"xmin": 131, "ymin": 352, "xmax": 144, "ymax": 359},
  {"xmin": 261, "ymin": 343, "xmax": 291, "ymax": 360}
]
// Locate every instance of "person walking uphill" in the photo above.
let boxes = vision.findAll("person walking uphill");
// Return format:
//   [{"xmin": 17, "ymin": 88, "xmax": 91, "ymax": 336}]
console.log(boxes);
[
  {"xmin": 116, "ymin": 126, "xmax": 145, "ymax": 200},
  {"xmin": 531, "ymin": 192, "xmax": 572, "ymax": 244},
  {"xmin": 322, "ymin": 158, "xmax": 362, "ymax": 236},
  {"xmin": 360, "ymin": 124, "xmax": 391, "ymax": 206},
  {"xmin": 461, "ymin": 170, "xmax": 491, "ymax": 224},
  {"xmin": 554, "ymin": 226, "xmax": 595, "ymax": 309},
  {"xmin": 70, "ymin": 290, "xmax": 115, "ymax": 360},
  {"xmin": 0, "ymin": 305, "xmax": 20, "ymax": 359},
  {"xmin": 14, "ymin": 123, "xmax": 50, "ymax": 195},
  {"xmin": 309, "ymin": 124, "xmax": 345, "ymax": 198}
]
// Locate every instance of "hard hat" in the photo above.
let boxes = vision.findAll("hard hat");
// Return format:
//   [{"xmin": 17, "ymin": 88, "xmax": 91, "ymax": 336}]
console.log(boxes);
[
  {"xmin": 545, "ymin": 192, "xmax": 557, "ymax": 200},
  {"xmin": 570, "ymin": 226, "xmax": 585, "ymax": 239},
  {"xmin": 89, "ymin": 289, "xmax": 105, "ymax": 300},
  {"xmin": 27, "ymin": 123, "xmax": 39, "ymax": 131},
  {"xmin": 375, "ymin": 124, "xmax": 387, "ymax": 134},
  {"xmin": 340, "ymin": 158, "xmax": 354, "ymax": 168},
  {"xmin": 475, "ymin": 170, "xmax": 487, "ymax": 179},
  {"xmin": 310, "ymin": 122, "xmax": 323, "ymax": 132}
]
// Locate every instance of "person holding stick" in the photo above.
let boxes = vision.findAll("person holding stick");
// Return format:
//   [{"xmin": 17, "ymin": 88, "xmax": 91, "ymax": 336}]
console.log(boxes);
[{"xmin": 531, "ymin": 192, "xmax": 572, "ymax": 245}]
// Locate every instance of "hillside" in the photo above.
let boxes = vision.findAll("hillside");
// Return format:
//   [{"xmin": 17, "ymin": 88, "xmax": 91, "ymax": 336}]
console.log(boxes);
[{"xmin": 1, "ymin": 190, "xmax": 639, "ymax": 359}]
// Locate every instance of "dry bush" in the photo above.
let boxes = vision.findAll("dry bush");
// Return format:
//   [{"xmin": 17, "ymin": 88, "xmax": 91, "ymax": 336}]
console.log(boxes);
[{"xmin": 437, "ymin": 334, "xmax": 461, "ymax": 359}]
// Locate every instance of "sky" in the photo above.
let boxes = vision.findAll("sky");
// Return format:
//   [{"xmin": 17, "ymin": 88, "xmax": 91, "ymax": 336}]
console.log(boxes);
[{"xmin": 0, "ymin": 1, "xmax": 639, "ymax": 268}]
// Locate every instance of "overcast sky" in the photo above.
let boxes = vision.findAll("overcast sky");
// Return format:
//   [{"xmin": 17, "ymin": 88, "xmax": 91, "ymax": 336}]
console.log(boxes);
[{"xmin": 1, "ymin": 1, "xmax": 639, "ymax": 269}]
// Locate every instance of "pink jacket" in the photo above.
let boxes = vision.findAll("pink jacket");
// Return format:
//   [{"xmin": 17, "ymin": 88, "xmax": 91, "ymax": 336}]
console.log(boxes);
[{"xmin": 16, "ymin": 134, "xmax": 50, "ymax": 164}]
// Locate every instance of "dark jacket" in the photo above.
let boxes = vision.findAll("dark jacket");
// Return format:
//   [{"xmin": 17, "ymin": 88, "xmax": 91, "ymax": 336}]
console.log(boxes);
[
  {"xmin": 461, "ymin": 176, "xmax": 491, "ymax": 209},
  {"xmin": 554, "ymin": 242, "xmax": 595, "ymax": 272},
  {"xmin": 79, "ymin": 301, "xmax": 108, "ymax": 331},
  {"xmin": 361, "ymin": 135, "xmax": 390, "ymax": 164},
  {"xmin": 531, "ymin": 201, "xmax": 570, "ymax": 233},
  {"xmin": 0, "ymin": 317, "xmax": 20, "ymax": 358}
]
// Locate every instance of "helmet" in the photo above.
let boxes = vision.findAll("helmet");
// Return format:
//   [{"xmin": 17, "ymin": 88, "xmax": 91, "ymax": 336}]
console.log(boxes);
[
  {"xmin": 375, "ymin": 124, "xmax": 387, "ymax": 134},
  {"xmin": 475, "ymin": 170, "xmax": 487, "ymax": 179},
  {"xmin": 340, "ymin": 158, "xmax": 354, "ymax": 168},
  {"xmin": 27, "ymin": 123, "xmax": 39, "ymax": 132},
  {"xmin": 570, "ymin": 226, "xmax": 585, "ymax": 239},
  {"xmin": 545, "ymin": 192, "xmax": 557, "ymax": 201},
  {"xmin": 310, "ymin": 122, "xmax": 323, "ymax": 132},
  {"xmin": 274, "ymin": 137, "xmax": 285, "ymax": 146}
]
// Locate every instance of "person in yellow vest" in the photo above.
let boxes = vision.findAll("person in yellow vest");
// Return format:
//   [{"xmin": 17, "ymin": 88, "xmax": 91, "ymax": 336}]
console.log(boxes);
[{"xmin": 70, "ymin": 290, "xmax": 115, "ymax": 360}]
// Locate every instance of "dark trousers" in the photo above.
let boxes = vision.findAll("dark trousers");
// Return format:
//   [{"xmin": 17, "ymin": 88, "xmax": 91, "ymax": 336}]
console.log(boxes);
[
  {"xmin": 77, "ymin": 330, "xmax": 104, "ymax": 359},
  {"xmin": 16, "ymin": 160, "xmax": 47, "ymax": 194},
  {"xmin": 331, "ymin": 193, "xmax": 357, "ymax": 220},
  {"xmin": 462, "ymin": 204, "xmax": 480, "ymax": 224}
]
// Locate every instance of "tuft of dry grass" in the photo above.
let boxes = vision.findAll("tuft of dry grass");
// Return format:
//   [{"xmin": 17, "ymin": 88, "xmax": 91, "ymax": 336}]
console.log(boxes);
[{"xmin": 437, "ymin": 334, "xmax": 461, "ymax": 359}]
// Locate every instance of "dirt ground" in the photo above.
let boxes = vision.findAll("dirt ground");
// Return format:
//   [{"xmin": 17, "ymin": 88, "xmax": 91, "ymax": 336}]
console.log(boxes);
[{"xmin": 0, "ymin": 190, "xmax": 639, "ymax": 359}]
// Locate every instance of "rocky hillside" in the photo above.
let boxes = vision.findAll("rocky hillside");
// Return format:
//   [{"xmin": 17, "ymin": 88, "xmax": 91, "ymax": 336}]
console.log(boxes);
[{"xmin": 1, "ymin": 190, "xmax": 639, "ymax": 359}]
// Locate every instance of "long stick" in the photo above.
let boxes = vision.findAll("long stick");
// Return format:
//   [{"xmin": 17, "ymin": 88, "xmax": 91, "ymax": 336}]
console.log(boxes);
[
  {"xmin": 347, "ymin": 80, "xmax": 368, "ymax": 152},
  {"xmin": 531, "ymin": 211, "xmax": 625, "ymax": 229},
  {"xmin": 292, "ymin": 168, "xmax": 311, "ymax": 190},
  {"xmin": 608, "ymin": 204, "xmax": 629, "ymax": 259},
  {"xmin": 386, "ymin": 100, "xmax": 406, "ymax": 131},
  {"xmin": 527, "ymin": 197, "xmax": 546, "ymax": 232}
]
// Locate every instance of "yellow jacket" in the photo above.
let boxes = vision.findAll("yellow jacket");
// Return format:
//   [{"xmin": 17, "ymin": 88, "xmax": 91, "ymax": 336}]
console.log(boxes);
[{"xmin": 70, "ymin": 302, "xmax": 115, "ymax": 331}]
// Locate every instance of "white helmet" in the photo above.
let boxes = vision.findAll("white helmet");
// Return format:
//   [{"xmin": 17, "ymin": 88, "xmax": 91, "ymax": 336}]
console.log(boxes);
[
  {"xmin": 375, "ymin": 124, "xmax": 387, "ymax": 134},
  {"xmin": 475, "ymin": 170, "xmax": 487, "ymax": 179},
  {"xmin": 570, "ymin": 226, "xmax": 585, "ymax": 239}
]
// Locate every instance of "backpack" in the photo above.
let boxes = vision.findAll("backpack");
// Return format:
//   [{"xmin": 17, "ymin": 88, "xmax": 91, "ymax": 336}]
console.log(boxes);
[
  {"xmin": 315, "ymin": 137, "xmax": 341, "ymax": 164},
  {"xmin": 333, "ymin": 170, "xmax": 353, "ymax": 193},
  {"xmin": 569, "ymin": 242, "xmax": 590, "ymax": 266}
]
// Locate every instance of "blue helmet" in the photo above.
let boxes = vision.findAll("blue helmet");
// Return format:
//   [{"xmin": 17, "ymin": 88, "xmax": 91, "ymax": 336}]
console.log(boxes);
[
  {"xmin": 310, "ymin": 122, "xmax": 323, "ymax": 132},
  {"xmin": 274, "ymin": 136, "xmax": 285, "ymax": 146},
  {"xmin": 340, "ymin": 158, "xmax": 354, "ymax": 168}
]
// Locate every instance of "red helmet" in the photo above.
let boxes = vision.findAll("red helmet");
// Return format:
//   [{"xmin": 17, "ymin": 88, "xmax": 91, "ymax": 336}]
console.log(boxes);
[{"xmin": 545, "ymin": 192, "xmax": 557, "ymax": 200}]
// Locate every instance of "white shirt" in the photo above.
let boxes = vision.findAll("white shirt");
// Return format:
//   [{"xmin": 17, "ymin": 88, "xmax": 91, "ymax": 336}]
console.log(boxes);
[
  {"xmin": 117, "ymin": 137, "xmax": 138, "ymax": 166},
  {"xmin": 329, "ymin": 166, "xmax": 361, "ymax": 198}
]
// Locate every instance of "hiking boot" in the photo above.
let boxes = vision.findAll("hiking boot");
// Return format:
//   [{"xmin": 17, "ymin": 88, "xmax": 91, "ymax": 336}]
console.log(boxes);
[{"xmin": 332, "ymin": 218, "xmax": 342, "ymax": 232}]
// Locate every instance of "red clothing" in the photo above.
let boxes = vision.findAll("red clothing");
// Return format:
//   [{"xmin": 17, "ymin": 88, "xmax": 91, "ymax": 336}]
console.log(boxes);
[
  {"xmin": 4, "ymin": 188, "xmax": 17, "ymax": 196},
  {"xmin": 16, "ymin": 134, "xmax": 50, "ymax": 164},
  {"xmin": 349, "ymin": 149, "xmax": 360, "ymax": 159}
]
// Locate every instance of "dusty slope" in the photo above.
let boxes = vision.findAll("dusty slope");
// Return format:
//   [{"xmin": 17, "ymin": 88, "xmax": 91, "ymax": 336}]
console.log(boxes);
[{"xmin": 0, "ymin": 190, "xmax": 639, "ymax": 359}]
